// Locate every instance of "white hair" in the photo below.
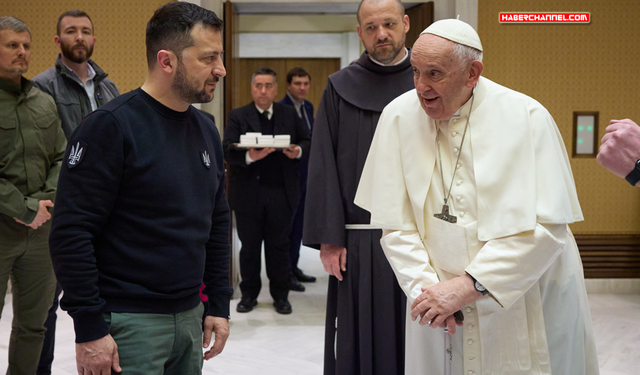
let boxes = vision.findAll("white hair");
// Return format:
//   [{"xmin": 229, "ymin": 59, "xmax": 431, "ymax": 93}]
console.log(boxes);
[{"xmin": 453, "ymin": 43, "xmax": 482, "ymax": 68}]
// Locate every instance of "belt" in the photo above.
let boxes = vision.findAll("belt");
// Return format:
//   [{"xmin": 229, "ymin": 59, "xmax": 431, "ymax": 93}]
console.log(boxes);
[{"xmin": 344, "ymin": 224, "xmax": 382, "ymax": 230}]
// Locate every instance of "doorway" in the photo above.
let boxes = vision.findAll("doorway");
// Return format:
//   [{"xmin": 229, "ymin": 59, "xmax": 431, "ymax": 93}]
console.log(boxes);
[{"xmin": 235, "ymin": 58, "xmax": 341, "ymax": 112}]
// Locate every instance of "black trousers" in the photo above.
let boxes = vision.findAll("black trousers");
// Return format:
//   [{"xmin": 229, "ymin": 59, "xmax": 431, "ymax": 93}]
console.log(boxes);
[
  {"xmin": 236, "ymin": 185, "xmax": 294, "ymax": 301},
  {"xmin": 288, "ymin": 188, "xmax": 305, "ymax": 271},
  {"xmin": 288, "ymin": 163, "xmax": 308, "ymax": 271}
]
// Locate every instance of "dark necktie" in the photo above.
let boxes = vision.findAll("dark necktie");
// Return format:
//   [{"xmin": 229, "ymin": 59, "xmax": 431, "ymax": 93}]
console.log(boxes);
[
  {"xmin": 259, "ymin": 110, "xmax": 274, "ymax": 135},
  {"xmin": 297, "ymin": 105, "xmax": 310, "ymax": 130}
]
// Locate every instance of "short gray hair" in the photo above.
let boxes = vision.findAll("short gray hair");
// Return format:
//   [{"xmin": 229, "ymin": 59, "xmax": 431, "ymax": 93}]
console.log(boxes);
[
  {"xmin": 251, "ymin": 68, "xmax": 277, "ymax": 86},
  {"xmin": 0, "ymin": 16, "xmax": 31, "ymax": 36},
  {"xmin": 453, "ymin": 43, "xmax": 482, "ymax": 68}
]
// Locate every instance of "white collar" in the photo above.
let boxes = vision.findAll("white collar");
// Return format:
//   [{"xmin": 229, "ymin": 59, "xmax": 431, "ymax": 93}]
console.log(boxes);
[
  {"xmin": 253, "ymin": 102, "xmax": 273, "ymax": 120},
  {"xmin": 63, "ymin": 61, "xmax": 95, "ymax": 83},
  {"xmin": 255, "ymin": 102, "xmax": 274, "ymax": 115},
  {"xmin": 451, "ymin": 85, "xmax": 478, "ymax": 118}
]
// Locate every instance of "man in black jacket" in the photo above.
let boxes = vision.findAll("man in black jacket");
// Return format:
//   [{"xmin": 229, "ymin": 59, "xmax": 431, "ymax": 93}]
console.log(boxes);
[
  {"xmin": 223, "ymin": 68, "xmax": 310, "ymax": 315},
  {"xmin": 32, "ymin": 11, "xmax": 119, "ymax": 374},
  {"xmin": 279, "ymin": 67, "xmax": 316, "ymax": 292},
  {"xmin": 49, "ymin": 3, "xmax": 231, "ymax": 374},
  {"xmin": 33, "ymin": 10, "xmax": 119, "ymax": 139}
]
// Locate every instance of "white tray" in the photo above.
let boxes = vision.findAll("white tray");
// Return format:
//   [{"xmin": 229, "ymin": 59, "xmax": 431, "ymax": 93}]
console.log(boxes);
[{"xmin": 233, "ymin": 143, "xmax": 291, "ymax": 149}]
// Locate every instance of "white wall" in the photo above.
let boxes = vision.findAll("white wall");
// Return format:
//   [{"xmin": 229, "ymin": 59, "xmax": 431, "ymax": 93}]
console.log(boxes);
[
  {"xmin": 239, "ymin": 32, "xmax": 360, "ymax": 69},
  {"xmin": 238, "ymin": 15, "xmax": 357, "ymax": 33},
  {"xmin": 235, "ymin": 0, "xmax": 479, "ymax": 70}
]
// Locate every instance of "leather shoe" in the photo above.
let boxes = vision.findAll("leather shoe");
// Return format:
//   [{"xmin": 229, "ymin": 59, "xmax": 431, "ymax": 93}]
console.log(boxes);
[
  {"xmin": 236, "ymin": 297, "xmax": 257, "ymax": 313},
  {"xmin": 273, "ymin": 299, "xmax": 292, "ymax": 314},
  {"xmin": 293, "ymin": 267, "xmax": 316, "ymax": 283},
  {"xmin": 290, "ymin": 274, "xmax": 305, "ymax": 292}
]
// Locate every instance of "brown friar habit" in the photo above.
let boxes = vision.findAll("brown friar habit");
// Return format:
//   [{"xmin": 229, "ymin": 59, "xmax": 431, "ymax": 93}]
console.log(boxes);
[{"xmin": 303, "ymin": 51, "xmax": 414, "ymax": 375}]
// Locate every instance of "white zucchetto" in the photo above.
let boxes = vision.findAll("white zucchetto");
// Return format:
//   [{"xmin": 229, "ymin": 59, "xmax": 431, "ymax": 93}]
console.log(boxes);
[{"xmin": 421, "ymin": 19, "xmax": 483, "ymax": 51}]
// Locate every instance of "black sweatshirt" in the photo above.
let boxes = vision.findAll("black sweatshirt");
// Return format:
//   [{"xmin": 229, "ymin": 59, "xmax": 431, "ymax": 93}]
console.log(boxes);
[{"xmin": 49, "ymin": 88, "xmax": 232, "ymax": 343}]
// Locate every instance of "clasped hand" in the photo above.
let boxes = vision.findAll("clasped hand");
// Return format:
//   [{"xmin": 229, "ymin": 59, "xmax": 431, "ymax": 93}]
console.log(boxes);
[
  {"xmin": 597, "ymin": 119, "xmax": 640, "ymax": 181},
  {"xmin": 282, "ymin": 144, "xmax": 301, "ymax": 159},
  {"xmin": 14, "ymin": 199, "xmax": 53, "ymax": 229},
  {"xmin": 249, "ymin": 144, "xmax": 300, "ymax": 161},
  {"xmin": 410, "ymin": 274, "xmax": 481, "ymax": 335},
  {"xmin": 249, "ymin": 147, "xmax": 275, "ymax": 161}
]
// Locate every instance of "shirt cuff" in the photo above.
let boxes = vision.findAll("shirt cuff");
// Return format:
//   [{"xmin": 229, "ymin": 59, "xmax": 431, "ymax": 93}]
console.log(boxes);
[
  {"xmin": 245, "ymin": 151, "xmax": 254, "ymax": 165},
  {"xmin": 296, "ymin": 147, "xmax": 303, "ymax": 159}
]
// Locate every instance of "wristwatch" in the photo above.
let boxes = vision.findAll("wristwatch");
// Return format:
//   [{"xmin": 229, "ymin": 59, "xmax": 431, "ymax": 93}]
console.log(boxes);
[
  {"xmin": 469, "ymin": 275, "xmax": 489, "ymax": 296},
  {"xmin": 624, "ymin": 158, "xmax": 640, "ymax": 186}
]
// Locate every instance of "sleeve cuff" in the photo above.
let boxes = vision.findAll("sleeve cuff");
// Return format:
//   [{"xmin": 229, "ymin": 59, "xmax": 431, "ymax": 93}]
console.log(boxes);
[
  {"xmin": 205, "ymin": 292, "xmax": 232, "ymax": 320},
  {"xmin": 302, "ymin": 226, "xmax": 346, "ymax": 250},
  {"xmin": 17, "ymin": 197, "xmax": 39, "ymax": 224},
  {"xmin": 72, "ymin": 312, "xmax": 110, "ymax": 343},
  {"xmin": 245, "ymin": 151, "xmax": 254, "ymax": 165}
]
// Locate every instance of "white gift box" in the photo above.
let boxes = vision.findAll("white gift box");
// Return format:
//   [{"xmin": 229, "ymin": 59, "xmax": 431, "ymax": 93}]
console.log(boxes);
[
  {"xmin": 240, "ymin": 132, "xmax": 262, "ymax": 145},
  {"xmin": 257, "ymin": 135, "xmax": 275, "ymax": 145},
  {"xmin": 274, "ymin": 135, "xmax": 291, "ymax": 146}
]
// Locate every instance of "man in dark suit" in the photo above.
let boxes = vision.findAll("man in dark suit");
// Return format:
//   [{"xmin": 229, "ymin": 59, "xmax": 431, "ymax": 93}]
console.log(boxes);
[
  {"xmin": 224, "ymin": 68, "xmax": 310, "ymax": 314},
  {"xmin": 278, "ymin": 67, "xmax": 316, "ymax": 292}
]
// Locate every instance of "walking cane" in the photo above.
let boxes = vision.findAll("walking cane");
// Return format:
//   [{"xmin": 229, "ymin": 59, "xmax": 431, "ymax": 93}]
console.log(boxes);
[
  {"xmin": 445, "ymin": 310, "xmax": 465, "ymax": 375},
  {"xmin": 444, "ymin": 327, "xmax": 452, "ymax": 375}
]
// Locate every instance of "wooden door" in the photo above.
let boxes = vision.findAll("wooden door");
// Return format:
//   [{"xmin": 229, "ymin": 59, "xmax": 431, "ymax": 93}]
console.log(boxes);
[{"xmin": 405, "ymin": 2, "xmax": 434, "ymax": 49}]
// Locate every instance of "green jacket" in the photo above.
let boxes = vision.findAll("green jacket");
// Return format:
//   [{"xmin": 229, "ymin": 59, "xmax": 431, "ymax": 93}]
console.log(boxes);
[{"xmin": 0, "ymin": 76, "xmax": 66, "ymax": 224}]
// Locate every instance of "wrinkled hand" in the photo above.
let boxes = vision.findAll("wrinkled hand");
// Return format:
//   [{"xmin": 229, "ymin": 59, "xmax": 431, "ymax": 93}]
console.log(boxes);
[
  {"xmin": 411, "ymin": 274, "xmax": 480, "ymax": 330},
  {"xmin": 441, "ymin": 314, "xmax": 463, "ymax": 335},
  {"xmin": 249, "ymin": 147, "xmax": 276, "ymax": 162},
  {"xmin": 597, "ymin": 119, "xmax": 640, "ymax": 184},
  {"xmin": 282, "ymin": 144, "xmax": 301, "ymax": 159},
  {"xmin": 76, "ymin": 334, "xmax": 121, "ymax": 374},
  {"xmin": 320, "ymin": 244, "xmax": 347, "ymax": 281},
  {"xmin": 14, "ymin": 200, "xmax": 53, "ymax": 229},
  {"xmin": 203, "ymin": 316, "xmax": 229, "ymax": 360}
]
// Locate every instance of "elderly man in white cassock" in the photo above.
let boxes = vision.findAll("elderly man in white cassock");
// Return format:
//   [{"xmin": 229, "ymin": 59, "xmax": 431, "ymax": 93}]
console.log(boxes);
[{"xmin": 355, "ymin": 19, "xmax": 599, "ymax": 375}]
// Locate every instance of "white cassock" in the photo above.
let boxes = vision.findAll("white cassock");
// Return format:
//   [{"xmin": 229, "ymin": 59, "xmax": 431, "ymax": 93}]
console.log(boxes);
[{"xmin": 355, "ymin": 76, "xmax": 599, "ymax": 375}]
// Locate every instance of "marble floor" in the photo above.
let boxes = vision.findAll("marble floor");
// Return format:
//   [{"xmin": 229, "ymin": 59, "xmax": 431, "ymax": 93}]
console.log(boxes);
[{"xmin": 1, "ymin": 246, "xmax": 639, "ymax": 375}]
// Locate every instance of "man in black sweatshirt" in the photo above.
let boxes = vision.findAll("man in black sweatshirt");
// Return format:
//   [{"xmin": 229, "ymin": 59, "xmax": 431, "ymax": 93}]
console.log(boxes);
[{"xmin": 49, "ymin": 3, "xmax": 231, "ymax": 374}]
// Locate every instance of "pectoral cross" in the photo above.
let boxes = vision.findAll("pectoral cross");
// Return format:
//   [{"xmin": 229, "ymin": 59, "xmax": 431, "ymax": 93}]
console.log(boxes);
[{"xmin": 434, "ymin": 204, "xmax": 457, "ymax": 223}]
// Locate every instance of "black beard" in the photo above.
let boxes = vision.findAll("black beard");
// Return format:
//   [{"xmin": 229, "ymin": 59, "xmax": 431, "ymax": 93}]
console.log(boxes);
[
  {"xmin": 370, "ymin": 38, "xmax": 405, "ymax": 65},
  {"xmin": 172, "ymin": 62, "xmax": 216, "ymax": 104},
  {"xmin": 60, "ymin": 42, "xmax": 93, "ymax": 64}
]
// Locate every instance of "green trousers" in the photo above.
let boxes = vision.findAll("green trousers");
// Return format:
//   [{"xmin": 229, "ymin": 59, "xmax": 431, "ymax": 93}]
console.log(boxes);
[
  {"xmin": 0, "ymin": 218, "xmax": 56, "ymax": 375},
  {"xmin": 103, "ymin": 303, "xmax": 205, "ymax": 374}
]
